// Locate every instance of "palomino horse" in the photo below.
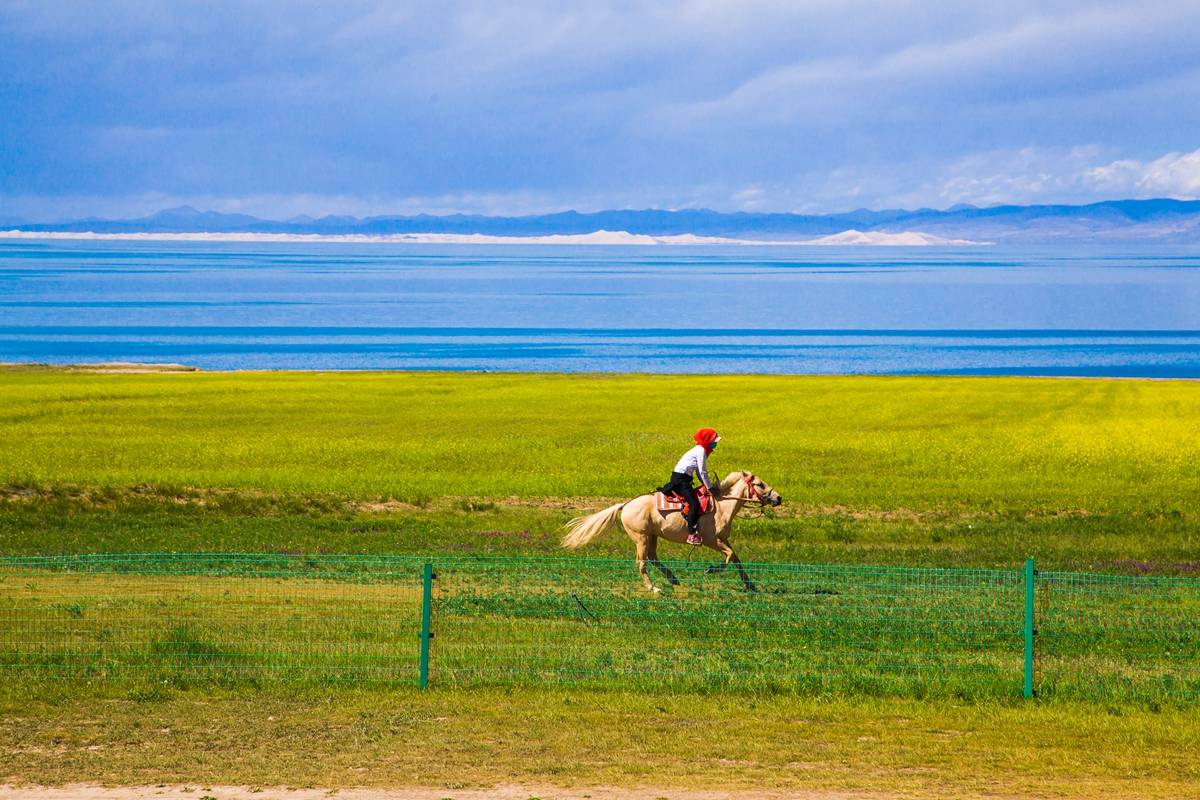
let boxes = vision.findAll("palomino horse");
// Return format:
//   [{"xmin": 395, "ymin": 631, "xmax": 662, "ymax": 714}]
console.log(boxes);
[{"xmin": 562, "ymin": 471, "xmax": 783, "ymax": 593}]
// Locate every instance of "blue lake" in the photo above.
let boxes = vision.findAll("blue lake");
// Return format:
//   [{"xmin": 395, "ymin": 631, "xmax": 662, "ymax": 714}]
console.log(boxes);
[{"xmin": 2, "ymin": 238, "xmax": 1200, "ymax": 376}]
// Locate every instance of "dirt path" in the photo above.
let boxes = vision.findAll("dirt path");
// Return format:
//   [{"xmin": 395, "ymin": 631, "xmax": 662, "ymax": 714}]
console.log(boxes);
[{"xmin": 0, "ymin": 786, "xmax": 907, "ymax": 800}]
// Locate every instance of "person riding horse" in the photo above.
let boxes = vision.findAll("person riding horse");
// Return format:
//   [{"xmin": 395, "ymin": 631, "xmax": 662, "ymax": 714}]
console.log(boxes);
[
  {"xmin": 563, "ymin": 454, "xmax": 783, "ymax": 592},
  {"xmin": 661, "ymin": 428, "xmax": 721, "ymax": 545}
]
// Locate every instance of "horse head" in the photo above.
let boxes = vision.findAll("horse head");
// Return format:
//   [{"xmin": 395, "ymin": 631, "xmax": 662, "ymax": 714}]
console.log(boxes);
[{"xmin": 723, "ymin": 470, "xmax": 783, "ymax": 506}]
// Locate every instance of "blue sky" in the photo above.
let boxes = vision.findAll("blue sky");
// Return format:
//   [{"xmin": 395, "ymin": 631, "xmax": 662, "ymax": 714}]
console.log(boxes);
[{"xmin": 2, "ymin": 1, "xmax": 1200, "ymax": 220}]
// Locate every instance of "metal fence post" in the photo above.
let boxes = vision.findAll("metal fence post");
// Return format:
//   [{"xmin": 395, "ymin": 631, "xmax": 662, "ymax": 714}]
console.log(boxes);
[
  {"xmin": 1023, "ymin": 557, "xmax": 1035, "ymax": 698},
  {"xmin": 419, "ymin": 561, "xmax": 433, "ymax": 689}
]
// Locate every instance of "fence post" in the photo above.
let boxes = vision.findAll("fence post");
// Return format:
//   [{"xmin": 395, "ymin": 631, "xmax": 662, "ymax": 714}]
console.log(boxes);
[
  {"xmin": 1023, "ymin": 557, "xmax": 1035, "ymax": 698},
  {"xmin": 419, "ymin": 561, "xmax": 433, "ymax": 689}
]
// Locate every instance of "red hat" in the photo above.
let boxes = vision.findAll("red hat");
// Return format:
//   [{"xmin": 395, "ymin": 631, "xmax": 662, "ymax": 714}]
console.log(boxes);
[{"xmin": 694, "ymin": 428, "xmax": 720, "ymax": 447}]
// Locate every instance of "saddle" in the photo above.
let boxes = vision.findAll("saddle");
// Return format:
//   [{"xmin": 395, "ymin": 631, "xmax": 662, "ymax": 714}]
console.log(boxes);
[{"xmin": 654, "ymin": 485, "xmax": 716, "ymax": 516}]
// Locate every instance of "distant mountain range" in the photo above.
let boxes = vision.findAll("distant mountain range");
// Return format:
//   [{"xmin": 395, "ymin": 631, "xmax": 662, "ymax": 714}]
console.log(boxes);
[{"xmin": 6, "ymin": 198, "xmax": 1200, "ymax": 242}]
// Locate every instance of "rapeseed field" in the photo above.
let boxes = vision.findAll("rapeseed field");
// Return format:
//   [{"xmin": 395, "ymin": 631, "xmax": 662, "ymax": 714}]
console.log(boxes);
[{"xmin": 1, "ymin": 368, "xmax": 1196, "ymax": 570}]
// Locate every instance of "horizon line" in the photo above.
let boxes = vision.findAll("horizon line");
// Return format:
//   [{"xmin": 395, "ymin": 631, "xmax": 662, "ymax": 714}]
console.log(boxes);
[{"xmin": 5, "ymin": 195, "xmax": 1200, "ymax": 226}]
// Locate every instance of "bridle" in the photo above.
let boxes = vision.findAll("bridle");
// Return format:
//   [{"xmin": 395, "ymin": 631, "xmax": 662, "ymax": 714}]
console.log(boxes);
[{"xmin": 740, "ymin": 471, "xmax": 767, "ymax": 504}]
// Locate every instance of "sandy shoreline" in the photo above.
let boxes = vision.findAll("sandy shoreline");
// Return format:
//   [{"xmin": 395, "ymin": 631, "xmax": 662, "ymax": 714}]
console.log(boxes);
[
  {"xmin": 0, "ymin": 363, "xmax": 200, "ymax": 373},
  {"xmin": 0, "ymin": 229, "xmax": 985, "ymax": 247}
]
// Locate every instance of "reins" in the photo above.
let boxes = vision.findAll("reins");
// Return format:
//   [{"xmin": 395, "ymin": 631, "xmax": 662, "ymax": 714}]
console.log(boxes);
[{"xmin": 730, "ymin": 471, "xmax": 772, "ymax": 520}]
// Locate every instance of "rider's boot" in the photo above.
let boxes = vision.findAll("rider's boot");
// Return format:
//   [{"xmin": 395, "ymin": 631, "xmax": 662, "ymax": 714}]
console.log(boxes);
[{"xmin": 686, "ymin": 528, "xmax": 703, "ymax": 546}]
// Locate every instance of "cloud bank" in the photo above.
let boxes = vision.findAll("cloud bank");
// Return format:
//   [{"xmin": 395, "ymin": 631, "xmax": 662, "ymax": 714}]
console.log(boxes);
[{"xmin": 2, "ymin": 1, "xmax": 1199, "ymax": 218}]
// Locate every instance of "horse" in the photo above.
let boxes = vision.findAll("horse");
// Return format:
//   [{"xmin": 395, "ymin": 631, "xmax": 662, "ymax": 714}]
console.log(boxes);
[{"xmin": 561, "ymin": 470, "xmax": 783, "ymax": 593}]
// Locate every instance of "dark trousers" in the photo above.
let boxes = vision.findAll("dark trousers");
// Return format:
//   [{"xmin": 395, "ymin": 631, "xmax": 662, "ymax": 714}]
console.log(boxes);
[{"xmin": 663, "ymin": 471, "xmax": 701, "ymax": 533}]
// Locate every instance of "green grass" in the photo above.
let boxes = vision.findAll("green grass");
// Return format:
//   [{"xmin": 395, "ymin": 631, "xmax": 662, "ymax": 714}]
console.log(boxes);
[
  {"xmin": 2, "ymin": 563, "xmax": 423, "ymax": 687},
  {"xmin": 1, "ymin": 368, "xmax": 1198, "ymax": 571},
  {"xmin": 5, "ymin": 556, "xmax": 1197, "ymax": 703},
  {"xmin": 4, "ymin": 684, "xmax": 1200, "ymax": 798},
  {"xmin": 4, "ymin": 368, "xmax": 1200, "ymax": 793},
  {"xmin": 3, "ymin": 369, "xmax": 1198, "ymax": 506}
]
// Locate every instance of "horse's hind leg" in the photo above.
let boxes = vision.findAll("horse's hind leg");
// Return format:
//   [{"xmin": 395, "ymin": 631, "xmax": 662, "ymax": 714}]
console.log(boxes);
[
  {"xmin": 646, "ymin": 537, "xmax": 680, "ymax": 585},
  {"xmin": 634, "ymin": 537, "xmax": 659, "ymax": 593}
]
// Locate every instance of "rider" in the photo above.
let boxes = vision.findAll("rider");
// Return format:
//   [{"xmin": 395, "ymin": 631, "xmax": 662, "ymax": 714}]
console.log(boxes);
[{"xmin": 663, "ymin": 428, "xmax": 721, "ymax": 546}]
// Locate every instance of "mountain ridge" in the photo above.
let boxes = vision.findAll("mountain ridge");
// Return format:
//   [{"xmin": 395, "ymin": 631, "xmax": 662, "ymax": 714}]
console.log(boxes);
[{"xmin": 6, "ymin": 198, "xmax": 1200, "ymax": 241}]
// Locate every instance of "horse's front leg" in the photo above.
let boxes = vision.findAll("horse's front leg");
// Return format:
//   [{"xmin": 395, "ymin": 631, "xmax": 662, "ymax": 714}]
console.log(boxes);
[
  {"xmin": 711, "ymin": 538, "xmax": 757, "ymax": 593},
  {"xmin": 650, "ymin": 558, "xmax": 680, "ymax": 585}
]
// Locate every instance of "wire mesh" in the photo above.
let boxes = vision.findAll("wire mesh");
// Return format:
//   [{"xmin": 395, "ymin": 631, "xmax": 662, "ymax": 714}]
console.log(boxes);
[
  {"xmin": 1, "ymin": 553, "xmax": 1197, "ymax": 701},
  {"xmin": 429, "ymin": 557, "xmax": 1023, "ymax": 697},
  {"xmin": 0, "ymin": 553, "xmax": 425, "ymax": 685},
  {"xmin": 1036, "ymin": 570, "xmax": 1200, "ymax": 702}
]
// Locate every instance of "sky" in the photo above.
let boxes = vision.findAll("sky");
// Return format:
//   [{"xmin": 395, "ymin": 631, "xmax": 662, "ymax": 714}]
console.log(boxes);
[{"xmin": 2, "ymin": 0, "xmax": 1200, "ymax": 220}]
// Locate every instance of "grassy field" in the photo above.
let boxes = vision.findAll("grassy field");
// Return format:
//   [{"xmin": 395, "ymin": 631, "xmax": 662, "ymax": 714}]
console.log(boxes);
[
  {"xmin": 5, "ymin": 684, "xmax": 1200, "ymax": 798},
  {"xmin": 3, "ymin": 367, "xmax": 1199, "ymax": 796},
  {"xmin": 2, "ymin": 367, "xmax": 1198, "ymax": 570},
  {"xmin": 7, "ymin": 555, "xmax": 1195, "ymax": 703}
]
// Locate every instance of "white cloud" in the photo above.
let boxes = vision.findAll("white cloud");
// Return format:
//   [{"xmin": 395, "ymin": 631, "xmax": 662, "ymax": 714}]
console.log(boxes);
[
  {"xmin": 664, "ymin": 145, "xmax": 1200, "ymax": 213},
  {"xmin": 1085, "ymin": 149, "xmax": 1200, "ymax": 199},
  {"xmin": 796, "ymin": 146, "xmax": 1200, "ymax": 211},
  {"xmin": 925, "ymin": 146, "xmax": 1110, "ymax": 207}
]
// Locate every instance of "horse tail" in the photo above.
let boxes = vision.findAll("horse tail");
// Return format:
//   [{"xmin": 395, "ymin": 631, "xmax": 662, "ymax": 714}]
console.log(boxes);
[{"xmin": 561, "ymin": 502, "xmax": 625, "ymax": 549}]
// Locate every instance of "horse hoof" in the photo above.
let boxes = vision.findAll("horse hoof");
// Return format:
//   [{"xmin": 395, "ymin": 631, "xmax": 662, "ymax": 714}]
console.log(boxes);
[{"xmin": 650, "ymin": 586, "xmax": 661, "ymax": 594}]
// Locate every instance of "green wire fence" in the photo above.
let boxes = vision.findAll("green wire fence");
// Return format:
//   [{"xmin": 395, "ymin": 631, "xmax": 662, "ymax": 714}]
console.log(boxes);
[{"xmin": 1, "ymin": 553, "xmax": 1196, "ymax": 702}]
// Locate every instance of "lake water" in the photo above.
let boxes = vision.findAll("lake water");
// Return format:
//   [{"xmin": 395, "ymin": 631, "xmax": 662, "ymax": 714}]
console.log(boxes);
[{"xmin": 2, "ymin": 238, "xmax": 1200, "ymax": 376}]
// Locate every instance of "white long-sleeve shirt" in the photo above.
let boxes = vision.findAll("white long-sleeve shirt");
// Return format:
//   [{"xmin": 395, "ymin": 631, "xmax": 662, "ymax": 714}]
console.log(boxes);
[{"xmin": 673, "ymin": 444, "xmax": 713, "ymax": 490}]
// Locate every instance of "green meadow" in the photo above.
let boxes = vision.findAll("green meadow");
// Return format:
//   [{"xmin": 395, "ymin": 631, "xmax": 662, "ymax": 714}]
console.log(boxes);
[
  {"xmin": 2, "ymin": 367, "xmax": 1198, "ymax": 569},
  {"xmin": 3, "ymin": 367, "xmax": 1200, "ymax": 795},
  {"xmin": 6, "ymin": 685, "xmax": 1200, "ymax": 798},
  {"xmin": 8, "ymin": 554, "xmax": 1194, "ymax": 703}
]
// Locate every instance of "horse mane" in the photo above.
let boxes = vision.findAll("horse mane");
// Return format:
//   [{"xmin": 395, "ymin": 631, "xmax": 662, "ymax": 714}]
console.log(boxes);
[{"xmin": 718, "ymin": 470, "xmax": 747, "ymax": 496}]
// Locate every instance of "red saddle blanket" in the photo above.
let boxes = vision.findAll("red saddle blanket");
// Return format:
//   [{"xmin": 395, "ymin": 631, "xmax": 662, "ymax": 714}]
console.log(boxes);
[{"xmin": 655, "ymin": 486, "xmax": 715, "ymax": 515}]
